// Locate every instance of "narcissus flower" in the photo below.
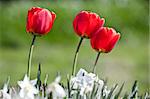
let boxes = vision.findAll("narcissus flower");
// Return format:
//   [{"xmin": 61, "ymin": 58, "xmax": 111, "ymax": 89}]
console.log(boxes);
[
  {"xmin": 0, "ymin": 83, "xmax": 11, "ymax": 99},
  {"xmin": 73, "ymin": 11, "xmax": 105, "ymax": 38},
  {"xmin": 70, "ymin": 68, "xmax": 103, "ymax": 96},
  {"xmin": 17, "ymin": 75, "xmax": 39, "ymax": 99},
  {"xmin": 46, "ymin": 76, "xmax": 66, "ymax": 99},
  {"xmin": 90, "ymin": 27, "xmax": 120, "ymax": 53},
  {"xmin": 26, "ymin": 7, "xmax": 56, "ymax": 35}
]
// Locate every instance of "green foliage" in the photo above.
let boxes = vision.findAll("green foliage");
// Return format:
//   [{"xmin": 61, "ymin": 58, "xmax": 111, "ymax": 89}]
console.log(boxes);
[
  {"xmin": 0, "ymin": 0, "xmax": 148, "ymax": 48},
  {"xmin": 114, "ymin": 83, "xmax": 124, "ymax": 98}
]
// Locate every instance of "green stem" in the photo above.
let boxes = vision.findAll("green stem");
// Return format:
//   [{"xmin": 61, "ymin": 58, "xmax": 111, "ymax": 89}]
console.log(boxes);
[
  {"xmin": 93, "ymin": 52, "xmax": 101, "ymax": 73},
  {"xmin": 72, "ymin": 37, "xmax": 84, "ymax": 76},
  {"xmin": 27, "ymin": 35, "xmax": 36, "ymax": 78}
]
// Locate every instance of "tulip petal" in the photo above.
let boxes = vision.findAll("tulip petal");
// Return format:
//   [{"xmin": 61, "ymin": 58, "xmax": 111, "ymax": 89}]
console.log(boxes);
[
  {"xmin": 90, "ymin": 27, "xmax": 120, "ymax": 53},
  {"xmin": 105, "ymin": 33, "xmax": 120, "ymax": 53},
  {"xmin": 32, "ymin": 9, "xmax": 52, "ymax": 34},
  {"xmin": 26, "ymin": 7, "xmax": 56, "ymax": 35},
  {"xmin": 86, "ymin": 13, "xmax": 104, "ymax": 38},
  {"xmin": 73, "ymin": 11, "xmax": 89, "ymax": 37},
  {"xmin": 51, "ymin": 11, "xmax": 56, "ymax": 24},
  {"xmin": 26, "ymin": 7, "xmax": 42, "ymax": 32},
  {"xmin": 73, "ymin": 14, "xmax": 79, "ymax": 35},
  {"xmin": 97, "ymin": 28, "xmax": 116, "ymax": 52},
  {"xmin": 92, "ymin": 28, "xmax": 110, "ymax": 51},
  {"xmin": 73, "ymin": 11, "xmax": 105, "ymax": 38}
]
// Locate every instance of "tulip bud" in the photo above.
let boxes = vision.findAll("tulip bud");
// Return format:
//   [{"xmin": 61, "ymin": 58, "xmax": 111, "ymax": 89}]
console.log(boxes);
[
  {"xmin": 73, "ymin": 11, "xmax": 105, "ymax": 38},
  {"xmin": 26, "ymin": 7, "xmax": 56, "ymax": 35},
  {"xmin": 90, "ymin": 27, "xmax": 120, "ymax": 53}
]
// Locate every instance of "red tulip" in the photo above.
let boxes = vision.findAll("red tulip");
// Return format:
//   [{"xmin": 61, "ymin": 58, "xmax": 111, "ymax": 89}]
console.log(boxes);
[
  {"xmin": 90, "ymin": 27, "xmax": 120, "ymax": 53},
  {"xmin": 26, "ymin": 7, "xmax": 56, "ymax": 35},
  {"xmin": 73, "ymin": 11, "xmax": 105, "ymax": 38}
]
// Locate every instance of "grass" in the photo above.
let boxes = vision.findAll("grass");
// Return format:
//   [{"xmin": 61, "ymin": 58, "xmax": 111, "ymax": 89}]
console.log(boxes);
[{"xmin": 0, "ymin": 38, "xmax": 148, "ymax": 94}]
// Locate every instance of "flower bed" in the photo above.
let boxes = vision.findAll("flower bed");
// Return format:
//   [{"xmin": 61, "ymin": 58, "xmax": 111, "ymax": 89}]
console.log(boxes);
[{"xmin": 0, "ymin": 7, "xmax": 149, "ymax": 99}]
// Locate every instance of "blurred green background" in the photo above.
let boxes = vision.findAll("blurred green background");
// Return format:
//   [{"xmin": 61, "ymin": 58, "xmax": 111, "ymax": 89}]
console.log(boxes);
[{"xmin": 0, "ymin": 0, "xmax": 149, "ymax": 94}]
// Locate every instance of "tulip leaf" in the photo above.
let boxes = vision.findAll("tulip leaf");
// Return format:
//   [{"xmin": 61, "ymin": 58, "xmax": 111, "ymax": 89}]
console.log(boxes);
[
  {"xmin": 67, "ymin": 75, "xmax": 71, "ymax": 98},
  {"xmin": 144, "ymin": 92, "xmax": 149, "ymax": 99},
  {"xmin": 114, "ymin": 82, "xmax": 124, "ymax": 99},
  {"xmin": 107, "ymin": 84, "xmax": 118, "ymax": 99},
  {"xmin": 36, "ymin": 63, "xmax": 41, "ymax": 89},
  {"xmin": 101, "ymin": 79, "xmax": 107, "ymax": 97},
  {"xmin": 129, "ymin": 80, "xmax": 138, "ymax": 98},
  {"xmin": 123, "ymin": 92, "xmax": 128, "ymax": 99}
]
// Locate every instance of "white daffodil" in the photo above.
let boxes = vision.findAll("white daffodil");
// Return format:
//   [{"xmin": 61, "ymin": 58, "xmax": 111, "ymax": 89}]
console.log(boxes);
[
  {"xmin": 103, "ymin": 86, "xmax": 110, "ymax": 98},
  {"xmin": 0, "ymin": 83, "xmax": 11, "ymax": 99},
  {"xmin": 17, "ymin": 74, "xmax": 39, "ymax": 99},
  {"xmin": 95, "ymin": 79, "xmax": 104, "ymax": 99},
  {"xmin": 46, "ymin": 76, "xmax": 66, "ymax": 99},
  {"xmin": 70, "ymin": 68, "xmax": 100, "ymax": 96}
]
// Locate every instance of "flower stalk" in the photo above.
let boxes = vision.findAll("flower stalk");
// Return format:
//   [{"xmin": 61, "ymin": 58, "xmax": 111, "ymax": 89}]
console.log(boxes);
[
  {"xmin": 27, "ymin": 35, "xmax": 36, "ymax": 78},
  {"xmin": 72, "ymin": 37, "xmax": 84, "ymax": 76},
  {"xmin": 93, "ymin": 52, "xmax": 101, "ymax": 73}
]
